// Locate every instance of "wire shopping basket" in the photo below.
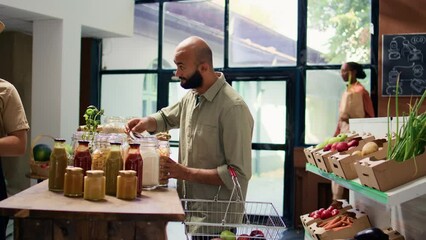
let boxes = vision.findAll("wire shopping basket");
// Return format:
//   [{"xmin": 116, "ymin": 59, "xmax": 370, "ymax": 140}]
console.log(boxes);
[{"xmin": 181, "ymin": 167, "xmax": 286, "ymax": 240}]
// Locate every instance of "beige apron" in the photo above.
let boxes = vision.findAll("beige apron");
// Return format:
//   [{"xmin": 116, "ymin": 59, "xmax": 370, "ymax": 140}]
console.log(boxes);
[{"xmin": 338, "ymin": 90, "xmax": 365, "ymax": 133}]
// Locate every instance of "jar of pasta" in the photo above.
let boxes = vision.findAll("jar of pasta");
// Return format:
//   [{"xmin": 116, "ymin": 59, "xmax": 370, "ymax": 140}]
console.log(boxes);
[
  {"xmin": 91, "ymin": 134, "xmax": 110, "ymax": 171},
  {"xmin": 157, "ymin": 140, "xmax": 170, "ymax": 187}
]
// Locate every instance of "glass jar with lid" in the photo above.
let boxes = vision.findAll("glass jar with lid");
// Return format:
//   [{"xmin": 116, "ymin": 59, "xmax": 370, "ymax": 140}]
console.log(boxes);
[
  {"xmin": 103, "ymin": 116, "xmax": 126, "ymax": 134},
  {"xmin": 105, "ymin": 142, "xmax": 123, "ymax": 196},
  {"xmin": 124, "ymin": 143, "xmax": 143, "ymax": 196},
  {"xmin": 116, "ymin": 170, "xmax": 137, "ymax": 200},
  {"xmin": 74, "ymin": 140, "xmax": 92, "ymax": 176},
  {"xmin": 48, "ymin": 138, "xmax": 68, "ymax": 192},
  {"xmin": 139, "ymin": 136, "xmax": 159, "ymax": 190},
  {"xmin": 64, "ymin": 167, "xmax": 83, "ymax": 197},
  {"xmin": 91, "ymin": 133, "xmax": 111, "ymax": 171},
  {"xmin": 84, "ymin": 170, "xmax": 105, "ymax": 201},
  {"xmin": 157, "ymin": 140, "xmax": 170, "ymax": 187}
]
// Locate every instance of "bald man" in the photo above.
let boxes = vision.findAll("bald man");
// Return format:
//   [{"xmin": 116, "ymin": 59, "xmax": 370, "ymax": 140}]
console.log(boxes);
[{"xmin": 126, "ymin": 36, "xmax": 254, "ymax": 237}]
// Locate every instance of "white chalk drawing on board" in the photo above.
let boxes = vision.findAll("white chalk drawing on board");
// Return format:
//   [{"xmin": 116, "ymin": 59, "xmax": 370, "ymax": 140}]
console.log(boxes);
[{"xmin": 385, "ymin": 35, "xmax": 426, "ymax": 95}]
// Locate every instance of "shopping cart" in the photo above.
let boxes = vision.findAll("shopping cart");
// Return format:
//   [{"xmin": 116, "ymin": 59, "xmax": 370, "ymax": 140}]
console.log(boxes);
[{"xmin": 181, "ymin": 167, "xmax": 286, "ymax": 240}]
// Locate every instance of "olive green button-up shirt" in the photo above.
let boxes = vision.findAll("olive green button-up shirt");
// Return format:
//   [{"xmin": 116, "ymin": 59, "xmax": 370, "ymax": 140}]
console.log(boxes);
[{"xmin": 151, "ymin": 73, "xmax": 254, "ymax": 202}]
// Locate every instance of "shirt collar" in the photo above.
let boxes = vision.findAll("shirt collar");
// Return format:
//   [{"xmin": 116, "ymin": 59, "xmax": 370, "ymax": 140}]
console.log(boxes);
[{"xmin": 193, "ymin": 72, "xmax": 226, "ymax": 102}]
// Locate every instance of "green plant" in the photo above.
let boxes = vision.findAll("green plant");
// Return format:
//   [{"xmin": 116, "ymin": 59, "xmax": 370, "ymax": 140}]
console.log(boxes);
[
  {"xmin": 387, "ymin": 74, "xmax": 426, "ymax": 162},
  {"xmin": 82, "ymin": 105, "xmax": 104, "ymax": 142}
]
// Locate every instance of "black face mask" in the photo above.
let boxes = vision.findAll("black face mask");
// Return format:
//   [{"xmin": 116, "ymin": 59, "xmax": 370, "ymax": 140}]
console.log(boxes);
[{"xmin": 180, "ymin": 69, "xmax": 203, "ymax": 89}]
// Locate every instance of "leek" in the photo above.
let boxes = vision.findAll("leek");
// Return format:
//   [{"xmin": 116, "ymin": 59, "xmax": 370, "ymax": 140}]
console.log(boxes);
[{"xmin": 387, "ymin": 73, "xmax": 426, "ymax": 162}]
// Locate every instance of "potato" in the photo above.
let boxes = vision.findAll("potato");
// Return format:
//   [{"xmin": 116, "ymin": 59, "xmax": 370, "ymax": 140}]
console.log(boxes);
[
  {"xmin": 352, "ymin": 150, "xmax": 363, "ymax": 157},
  {"xmin": 361, "ymin": 142, "xmax": 379, "ymax": 156}
]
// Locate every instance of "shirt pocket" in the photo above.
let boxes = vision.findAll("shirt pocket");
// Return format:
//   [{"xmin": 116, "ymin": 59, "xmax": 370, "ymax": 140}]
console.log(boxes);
[{"xmin": 193, "ymin": 123, "xmax": 222, "ymax": 168}]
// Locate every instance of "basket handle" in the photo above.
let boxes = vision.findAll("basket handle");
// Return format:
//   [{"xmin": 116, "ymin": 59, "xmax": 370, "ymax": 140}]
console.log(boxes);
[{"xmin": 228, "ymin": 166, "xmax": 237, "ymax": 178}]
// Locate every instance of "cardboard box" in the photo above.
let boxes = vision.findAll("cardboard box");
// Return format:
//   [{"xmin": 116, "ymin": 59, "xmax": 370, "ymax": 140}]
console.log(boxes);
[
  {"xmin": 313, "ymin": 149, "xmax": 337, "ymax": 173},
  {"xmin": 313, "ymin": 133, "xmax": 365, "ymax": 173},
  {"xmin": 300, "ymin": 199, "xmax": 351, "ymax": 231},
  {"xmin": 308, "ymin": 209, "xmax": 371, "ymax": 240},
  {"xmin": 354, "ymin": 146, "xmax": 426, "ymax": 192},
  {"xmin": 383, "ymin": 227, "xmax": 405, "ymax": 240},
  {"xmin": 304, "ymin": 146, "xmax": 321, "ymax": 167},
  {"xmin": 305, "ymin": 132, "xmax": 361, "ymax": 168},
  {"xmin": 329, "ymin": 137, "xmax": 385, "ymax": 180}
]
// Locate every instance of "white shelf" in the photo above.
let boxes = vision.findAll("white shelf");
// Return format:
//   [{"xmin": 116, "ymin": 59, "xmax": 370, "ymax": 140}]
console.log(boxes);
[{"xmin": 306, "ymin": 163, "xmax": 426, "ymax": 206}]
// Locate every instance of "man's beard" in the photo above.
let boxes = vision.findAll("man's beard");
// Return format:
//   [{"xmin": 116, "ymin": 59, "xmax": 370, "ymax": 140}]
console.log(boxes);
[{"xmin": 180, "ymin": 70, "xmax": 203, "ymax": 89}]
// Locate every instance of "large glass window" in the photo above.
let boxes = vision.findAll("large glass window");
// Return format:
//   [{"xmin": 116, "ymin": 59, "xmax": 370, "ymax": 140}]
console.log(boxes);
[
  {"xmin": 307, "ymin": 0, "xmax": 371, "ymax": 65},
  {"xmin": 163, "ymin": 1, "xmax": 225, "ymax": 69},
  {"xmin": 234, "ymin": 80, "xmax": 286, "ymax": 215},
  {"xmin": 229, "ymin": 0, "xmax": 298, "ymax": 67},
  {"xmin": 167, "ymin": 81, "xmax": 189, "ymax": 141},
  {"xmin": 98, "ymin": 1, "xmax": 376, "ymax": 225},
  {"xmin": 102, "ymin": 3, "xmax": 159, "ymax": 70},
  {"xmin": 101, "ymin": 74, "xmax": 157, "ymax": 118},
  {"xmin": 248, "ymin": 149, "xmax": 285, "ymax": 214},
  {"xmin": 305, "ymin": 69, "xmax": 371, "ymax": 144},
  {"xmin": 234, "ymin": 81, "xmax": 286, "ymax": 144}
]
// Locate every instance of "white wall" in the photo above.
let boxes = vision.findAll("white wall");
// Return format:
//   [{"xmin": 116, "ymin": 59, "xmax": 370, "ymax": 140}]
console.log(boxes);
[
  {"xmin": 0, "ymin": 0, "xmax": 134, "ymax": 37},
  {"xmin": 0, "ymin": 0, "xmax": 134, "ymax": 194},
  {"xmin": 0, "ymin": 0, "xmax": 134, "ymax": 143}
]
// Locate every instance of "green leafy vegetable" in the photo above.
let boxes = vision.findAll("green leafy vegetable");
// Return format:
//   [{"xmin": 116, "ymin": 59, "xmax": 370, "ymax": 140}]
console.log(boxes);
[
  {"xmin": 82, "ymin": 105, "xmax": 104, "ymax": 142},
  {"xmin": 387, "ymin": 74, "xmax": 426, "ymax": 162}
]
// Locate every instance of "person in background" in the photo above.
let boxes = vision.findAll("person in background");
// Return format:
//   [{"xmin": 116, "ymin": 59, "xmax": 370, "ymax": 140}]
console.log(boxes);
[
  {"xmin": 0, "ymin": 20, "xmax": 30, "ymax": 240},
  {"xmin": 126, "ymin": 36, "xmax": 254, "ymax": 239},
  {"xmin": 332, "ymin": 61, "xmax": 375, "ymax": 200}
]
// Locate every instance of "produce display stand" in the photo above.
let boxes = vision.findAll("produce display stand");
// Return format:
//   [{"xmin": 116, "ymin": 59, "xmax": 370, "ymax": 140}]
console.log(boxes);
[
  {"xmin": 306, "ymin": 163, "xmax": 426, "ymax": 206},
  {"xmin": 303, "ymin": 117, "xmax": 426, "ymax": 240}
]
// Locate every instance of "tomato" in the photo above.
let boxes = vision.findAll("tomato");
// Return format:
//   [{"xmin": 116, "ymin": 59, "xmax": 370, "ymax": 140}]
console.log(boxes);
[
  {"xmin": 237, "ymin": 234, "xmax": 250, "ymax": 240},
  {"xmin": 250, "ymin": 230, "xmax": 264, "ymax": 237},
  {"xmin": 320, "ymin": 209, "xmax": 332, "ymax": 219},
  {"xmin": 331, "ymin": 209, "xmax": 339, "ymax": 216}
]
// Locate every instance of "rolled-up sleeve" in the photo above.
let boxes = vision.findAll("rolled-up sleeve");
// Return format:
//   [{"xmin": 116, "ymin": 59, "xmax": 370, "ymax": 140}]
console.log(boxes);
[
  {"xmin": 217, "ymin": 103, "xmax": 253, "ymax": 193},
  {"xmin": 150, "ymin": 102, "xmax": 182, "ymax": 133}
]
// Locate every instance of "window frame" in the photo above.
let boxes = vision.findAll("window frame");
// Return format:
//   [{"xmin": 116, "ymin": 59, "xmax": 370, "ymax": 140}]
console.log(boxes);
[{"xmin": 96, "ymin": 0, "xmax": 379, "ymax": 227}]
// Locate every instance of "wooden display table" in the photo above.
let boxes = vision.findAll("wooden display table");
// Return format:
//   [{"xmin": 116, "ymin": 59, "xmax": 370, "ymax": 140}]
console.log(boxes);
[{"xmin": 0, "ymin": 180, "xmax": 185, "ymax": 240}]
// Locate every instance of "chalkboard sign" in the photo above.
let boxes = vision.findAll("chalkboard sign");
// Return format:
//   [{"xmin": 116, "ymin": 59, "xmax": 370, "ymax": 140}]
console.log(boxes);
[{"xmin": 382, "ymin": 33, "xmax": 426, "ymax": 96}]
